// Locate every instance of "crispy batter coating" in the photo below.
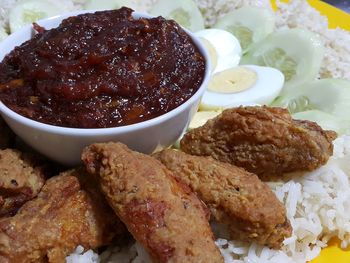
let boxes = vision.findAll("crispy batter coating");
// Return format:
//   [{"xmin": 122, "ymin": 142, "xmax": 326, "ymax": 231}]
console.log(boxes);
[
  {"xmin": 181, "ymin": 106, "xmax": 337, "ymax": 178},
  {"xmin": 0, "ymin": 118, "xmax": 14, "ymax": 150},
  {"xmin": 0, "ymin": 149, "xmax": 45, "ymax": 217},
  {"xmin": 82, "ymin": 142, "xmax": 223, "ymax": 263},
  {"xmin": 154, "ymin": 149, "xmax": 291, "ymax": 249},
  {"xmin": 0, "ymin": 169, "xmax": 122, "ymax": 263}
]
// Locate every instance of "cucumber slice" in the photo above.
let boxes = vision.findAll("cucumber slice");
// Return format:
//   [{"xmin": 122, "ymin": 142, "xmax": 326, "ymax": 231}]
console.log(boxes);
[
  {"xmin": 272, "ymin": 79, "xmax": 350, "ymax": 119},
  {"xmin": 0, "ymin": 27, "xmax": 8, "ymax": 42},
  {"xmin": 293, "ymin": 110, "xmax": 348, "ymax": 135},
  {"xmin": 241, "ymin": 29, "xmax": 324, "ymax": 89},
  {"xmin": 214, "ymin": 7, "xmax": 275, "ymax": 53},
  {"xmin": 150, "ymin": 0, "xmax": 204, "ymax": 32},
  {"xmin": 9, "ymin": 0, "xmax": 68, "ymax": 33},
  {"xmin": 84, "ymin": 0, "xmax": 135, "ymax": 10}
]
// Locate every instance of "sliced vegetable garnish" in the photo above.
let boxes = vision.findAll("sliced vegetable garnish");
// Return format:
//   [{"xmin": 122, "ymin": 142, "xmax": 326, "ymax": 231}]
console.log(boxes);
[
  {"xmin": 84, "ymin": 0, "xmax": 134, "ymax": 10},
  {"xmin": 150, "ymin": 0, "xmax": 204, "ymax": 32},
  {"xmin": 214, "ymin": 6, "xmax": 275, "ymax": 53},
  {"xmin": 0, "ymin": 27, "xmax": 8, "ymax": 42},
  {"xmin": 241, "ymin": 28, "xmax": 324, "ymax": 90},
  {"xmin": 9, "ymin": 0, "xmax": 68, "ymax": 32},
  {"xmin": 293, "ymin": 110, "xmax": 348, "ymax": 135},
  {"xmin": 272, "ymin": 78, "xmax": 350, "ymax": 119}
]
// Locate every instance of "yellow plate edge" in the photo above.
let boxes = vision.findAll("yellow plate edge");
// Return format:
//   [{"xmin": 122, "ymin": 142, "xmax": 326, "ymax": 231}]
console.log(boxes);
[{"xmin": 271, "ymin": 0, "xmax": 350, "ymax": 31}]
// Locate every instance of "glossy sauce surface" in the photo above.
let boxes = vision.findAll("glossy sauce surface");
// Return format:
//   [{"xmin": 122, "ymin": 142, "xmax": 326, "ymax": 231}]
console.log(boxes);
[{"xmin": 0, "ymin": 8, "xmax": 205, "ymax": 128}]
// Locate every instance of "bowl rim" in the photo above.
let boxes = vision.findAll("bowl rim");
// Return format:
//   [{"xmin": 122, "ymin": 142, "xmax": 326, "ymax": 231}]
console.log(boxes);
[{"xmin": 0, "ymin": 9, "xmax": 211, "ymax": 137}]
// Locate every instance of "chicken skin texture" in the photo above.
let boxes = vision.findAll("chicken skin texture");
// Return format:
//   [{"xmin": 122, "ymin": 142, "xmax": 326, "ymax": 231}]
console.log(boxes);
[
  {"xmin": 82, "ymin": 142, "xmax": 223, "ymax": 263},
  {"xmin": 154, "ymin": 149, "xmax": 291, "ymax": 249},
  {"xmin": 181, "ymin": 106, "xmax": 337, "ymax": 178},
  {"xmin": 0, "ymin": 149, "xmax": 46, "ymax": 217},
  {"xmin": 0, "ymin": 169, "xmax": 123, "ymax": 263}
]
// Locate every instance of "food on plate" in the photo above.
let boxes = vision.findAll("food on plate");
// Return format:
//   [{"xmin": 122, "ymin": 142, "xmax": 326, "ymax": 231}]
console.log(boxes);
[
  {"xmin": 0, "ymin": 168, "xmax": 123, "ymax": 263},
  {"xmin": 188, "ymin": 110, "xmax": 221, "ymax": 130},
  {"xmin": 8, "ymin": 0, "xmax": 69, "ymax": 32},
  {"xmin": 293, "ymin": 110, "xmax": 349, "ymax": 136},
  {"xmin": 195, "ymin": 28, "xmax": 241, "ymax": 74},
  {"xmin": 213, "ymin": 6, "xmax": 275, "ymax": 52},
  {"xmin": 181, "ymin": 106, "xmax": 337, "ymax": 178},
  {"xmin": 0, "ymin": 149, "xmax": 45, "ymax": 217},
  {"xmin": 0, "ymin": 7, "xmax": 205, "ymax": 128},
  {"xmin": 82, "ymin": 142, "xmax": 224, "ymax": 263},
  {"xmin": 0, "ymin": 117, "xmax": 14, "ymax": 149},
  {"xmin": 0, "ymin": 27, "xmax": 8, "ymax": 42},
  {"xmin": 272, "ymin": 78, "xmax": 350, "ymax": 135},
  {"xmin": 149, "ymin": 0, "xmax": 205, "ymax": 32},
  {"xmin": 154, "ymin": 149, "xmax": 292, "ymax": 249},
  {"xmin": 241, "ymin": 28, "xmax": 324, "ymax": 90},
  {"xmin": 0, "ymin": 0, "xmax": 349, "ymax": 262},
  {"xmin": 200, "ymin": 65, "xmax": 284, "ymax": 110}
]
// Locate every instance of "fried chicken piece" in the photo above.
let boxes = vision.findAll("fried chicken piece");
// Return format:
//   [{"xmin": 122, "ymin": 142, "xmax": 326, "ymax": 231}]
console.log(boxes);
[
  {"xmin": 82, "ymin": 142, "xmax": 223, "ymax": 263},
  {"xmin": 0, "ymin": 118, "xmax": 14, "ymax": 149},
  {"xmin": 0, "ymin": 149, "xmax": 45, "ymax": 217},
  {"xmin": 181, "ymin": 106, "xmax": 337, "ymax": 178},
  {"xmin": 0, "ymin": 168, "xmax": 123, "ymax": 263},
  {"xmin": 154, "ymin": 149, "xmax": 291, "ymax": 249}
]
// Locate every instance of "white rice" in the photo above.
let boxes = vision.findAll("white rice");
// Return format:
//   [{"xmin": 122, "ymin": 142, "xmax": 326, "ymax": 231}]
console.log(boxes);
[
  {"xmin": 66, "ymin": 246, "xmax": 99, "ymax": 263},
  {"xmin": 1, "ymin": 1, "xmax": 350, "ymax": 262}
]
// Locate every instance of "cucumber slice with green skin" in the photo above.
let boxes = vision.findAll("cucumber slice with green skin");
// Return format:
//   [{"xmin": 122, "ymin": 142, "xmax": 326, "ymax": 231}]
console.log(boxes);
[
  {"xmin": 214, "ymin": 7, "xmax": 275, "ymax": 53},
  {"xmin": 150, "ymin": 0, "xmax": 204, "ymax": 32},
  {"xmin": 9, "ymin": 0, "xmax": 68, "ymax": 33},
  {"xmin": 84, "ymin": 0, "xmax": 135, "ymax": 10},
  {"xmin": 293, "ymin": 110, "xmax": 348, "ymax": 135},
  {"xmin": 241, "ymin": 28, "xmax": 324, "ymax": 90},
  {"xmin": 271, "ymin": 79, "xmax": 350, "ymax": 119}
]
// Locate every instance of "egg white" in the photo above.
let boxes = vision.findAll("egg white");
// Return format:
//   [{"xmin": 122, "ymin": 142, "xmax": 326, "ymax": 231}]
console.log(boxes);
[
  {"xmin": 195, "ymin": 29, "xmax": 242, "ymax": 74},
  {"xmin": 200, "ymin": 65, "xmax": 285, "ymax": 110}
]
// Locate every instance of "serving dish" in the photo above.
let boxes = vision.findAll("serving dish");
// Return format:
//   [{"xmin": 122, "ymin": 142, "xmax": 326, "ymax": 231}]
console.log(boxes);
[
  {"xmin": 0, "ymin": 10, "xmax": 211, "ymax": 166},
  {"xmin": 269, "ymin": 1, "xmax": 350, "ymax": 262}
]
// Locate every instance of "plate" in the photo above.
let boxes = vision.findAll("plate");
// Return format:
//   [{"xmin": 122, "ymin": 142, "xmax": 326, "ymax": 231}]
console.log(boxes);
[{"xmin": 270, "ymin": 1, "xmax": 350, "ymax": 262}]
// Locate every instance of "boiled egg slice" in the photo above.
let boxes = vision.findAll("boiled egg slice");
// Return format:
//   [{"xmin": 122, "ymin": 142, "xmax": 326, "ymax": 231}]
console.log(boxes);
[
  {"xmin": 195, "ymin": 29, "xmax": 242, "ymax": 74},
  {"xmin": 188, "ymin": 111, "xmax": 221, "ymax": 129},
  {"xmin": 200, "ymin": 65, "xmax": 284, "ymax": 110}
]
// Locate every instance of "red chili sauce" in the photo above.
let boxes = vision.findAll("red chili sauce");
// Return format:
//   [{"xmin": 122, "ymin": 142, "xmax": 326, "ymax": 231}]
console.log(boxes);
[{"xmin": 0, "ymin": 7, "xmax": 205, "ymax": 128}]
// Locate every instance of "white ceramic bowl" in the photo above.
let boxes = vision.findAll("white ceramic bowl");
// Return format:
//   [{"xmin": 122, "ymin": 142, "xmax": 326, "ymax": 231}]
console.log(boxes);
[{"xmin": 0, "ymin": 10, "xmax": 211, "ymax": 166}]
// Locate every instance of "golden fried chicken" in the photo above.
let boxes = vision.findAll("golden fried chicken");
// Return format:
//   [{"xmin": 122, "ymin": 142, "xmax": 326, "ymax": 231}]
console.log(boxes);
[
  {"xmin": 0, "ymin": 168, "xmax": 123, "ymax": 263},
  {"xmin": 181, "ymin": 106, "xmax": 337, "ymax": 178},
  {"xmin": 154, "ymin": 149, "xmax": 291, "ymax": 249},
  {"xmin": 0, "ymin": 149, "xmax": 45, "ymax": 217},
  {"xmin": 0, "ymin": 118, "xmax": 14, "ymax": 150},
  {"xmin": 82, "ymin": 142, "xmax": 223, "ymax": 263}
]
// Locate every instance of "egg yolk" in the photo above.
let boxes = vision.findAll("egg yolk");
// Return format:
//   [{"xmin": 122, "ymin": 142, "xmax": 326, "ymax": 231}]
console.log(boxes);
[{"xmin": 208, "ymin": 66, "xmax": 257, "ymax": 93}]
